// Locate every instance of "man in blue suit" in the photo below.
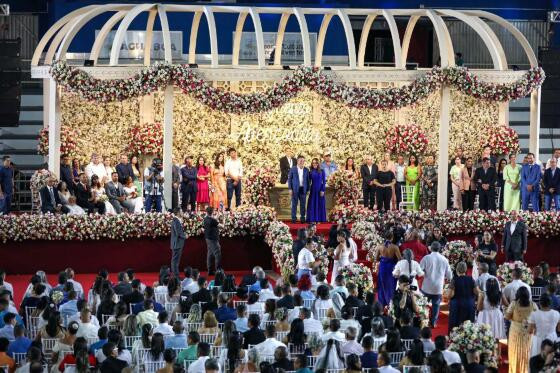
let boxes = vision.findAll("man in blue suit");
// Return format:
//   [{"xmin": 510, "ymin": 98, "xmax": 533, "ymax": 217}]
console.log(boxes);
[
  {"xmin": 288, "ymin": 155, "xmax": 310, "ymax": 223},
  {"xmin": 544, "ymin": 158, "xmax": 560, "ymax": 211},
  {"xmin": 521, "ymin": 153, "xmax": 542, "ymax": 212}
]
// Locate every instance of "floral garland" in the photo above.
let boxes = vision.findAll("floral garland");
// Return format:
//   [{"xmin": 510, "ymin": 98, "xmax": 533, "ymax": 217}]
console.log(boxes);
[
  {"xmin": 264, "ymin": 220, "xmax": 295, "ymax": 281},
  {"xmin": 389, "ymin": 293, "xmax": 430, "ymax": 327},
  {"xmin": 50, "ymin": 60, "xmax": 545, "ymax": 112},
  {"xmin": 441, "ymin": 240, "xmax": 475, "ymax": 270},
  {"xmin": 326, "ymin": 170, "xmax": 361, "ymax": 206},
  {"xmin": 127, "ymin": 122, "xmax": 163, "ymax": 156},
  {"xmin": 352, "ymin": 221, "xmax": 383, "ymax": 272},
  {"xmin": 37, "ymin": 127, "xmax": 80, "ymax": 158},
  {"xmin": 497, "ymin": 261, "xmax": 533, "ymax": 286},
  {"xmin": 29, "ymin": 169, "xmax": 53, "ymax": 213},
  {"xmin": 0, "ymin": 205, "xmax": 274, "ymax": 242},
  {"xmin": 449, "ymin": 321, "xmax": 496, "ymax": 363},
  {"xmin": 385, "ymin": 124, "xmax": 428, "ymax": 155},
  {"xmin": 480, "ymin": 124, "xmax": 520, "ymax": 156},
  {"xmin": 243, "ymin": 167, "xmax": 277, "ymax": 207},
  {"xmin": 338, "ymin": 263, "xmax": 374, "ymax": 293},
  {"xmin": 332, "ymin": 205, "xmax": 560, "ymax": 238}
]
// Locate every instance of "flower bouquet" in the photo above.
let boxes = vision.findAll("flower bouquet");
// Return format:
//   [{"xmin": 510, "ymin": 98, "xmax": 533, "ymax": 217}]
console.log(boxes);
[
  {"xmin": 449, "ymin": 321, "xmax": 496, "ymax": 363},
  {"xmin": 37, "ymin": 127, "xmax": 80, "ymax": 158},
  {"xmin": 328, "ymin": 204, "xmax": 374, "ymax": 223},
  {"xmin": 127, "ymin": 122, "xmax": 163, "ymax": 156},
  {"xmin": 310, "ymin": 241, "xmax": 330, "ymax": 276},
  {"xmin": 51, "ymin": 291, "xmax": 64, "ymax": 305},
  {"xmin": 338, "ymin": 263, "xmax": 374, "ymax": 293},
  {"xmin": 497, "ymin": 261, "xmax": 533, "ymax": 286},
  {"xmin": 265, "ymin": 220, "xmax": 295, "ymax": 281},
  {"xmin": 327, "ymin": 170, "xmax": 361, "ymax": 206},
  {"xmin": 243, "ymin": 167, "xmax": 278, "ymax": 207},
  {"xmin": 385, "ymin": 124, "xmax": 428, "ymax": 156},
  {"xmin": 441, "ymin": 240, "xmax": 475, "ymax": 270},
  {"xmin": 480, "ymin": 124, "xmax": 520, "ymax": 156}
]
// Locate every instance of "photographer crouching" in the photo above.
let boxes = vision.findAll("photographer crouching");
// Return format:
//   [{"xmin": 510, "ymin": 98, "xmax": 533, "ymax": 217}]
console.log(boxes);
[
  {"xmin": 391, "ymin": 275, "xmax": 420, "ymax": 327},
  {"xmin": 144, "ymin": 157, "xmax": 165, "ymax": 212}
]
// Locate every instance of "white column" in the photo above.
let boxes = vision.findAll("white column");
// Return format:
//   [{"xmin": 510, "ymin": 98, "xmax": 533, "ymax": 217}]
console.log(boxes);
[
  {"xmin": 437, "ymin": 86, "xmax": 451, "ymax": 211},
  {"xmin": 163, "ymin": 85, "xmax": 174, "ymax": 209},
  {"xmin": 499, "ymin": 101, "xmax": 509, "ymax": 127},
  {"xmin": 529, "ymin": 87, "xmax": 541, "ymax": 162},
  {"xmin": 47, "ymin": 77, "xmax": 61, "ymax": 177}
]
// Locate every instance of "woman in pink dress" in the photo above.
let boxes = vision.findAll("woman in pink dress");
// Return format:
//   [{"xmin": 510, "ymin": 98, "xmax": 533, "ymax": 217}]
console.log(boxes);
[{"xmin": 196, "ymin": 156, "xmax": 210, "ymax": 210}]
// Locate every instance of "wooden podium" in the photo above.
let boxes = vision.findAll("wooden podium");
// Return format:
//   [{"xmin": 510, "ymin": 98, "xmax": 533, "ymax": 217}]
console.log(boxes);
[{"xmin": 269, "ymin": 183, "xmax": 336, "ymax": 220}]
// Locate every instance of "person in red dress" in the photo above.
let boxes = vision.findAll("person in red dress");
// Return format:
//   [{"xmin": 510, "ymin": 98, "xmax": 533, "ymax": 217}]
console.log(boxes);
[
  {"xmin": 400, "ymin": 229, "xmax": 429, "ymax": 262},
  {"xmin": 58, "ymin": 337, "xmax": 97, "ymax": 372},
  {"xmin": 196, "ymin": 156, "xmax": 210, "ymax": 211}
]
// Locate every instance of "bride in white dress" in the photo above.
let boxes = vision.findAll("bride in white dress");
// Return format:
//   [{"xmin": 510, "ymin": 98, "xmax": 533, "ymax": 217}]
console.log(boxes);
[
  {"xmin": 330, "ymin": 231, "xmax": 354, "ymax": 285},
  {"xmin": 123, "ymin": 176, "xmax": 144, "ymax": 213},
  {"xmin": 91, "ymin": 175, "xmax": 116, "ymax": 215}
]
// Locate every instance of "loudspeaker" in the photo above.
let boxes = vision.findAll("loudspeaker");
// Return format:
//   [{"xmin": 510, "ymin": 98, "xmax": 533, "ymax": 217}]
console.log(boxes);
[{"xmin": 539, "ymin": 48, "xmax": 560, "ymax": 128}]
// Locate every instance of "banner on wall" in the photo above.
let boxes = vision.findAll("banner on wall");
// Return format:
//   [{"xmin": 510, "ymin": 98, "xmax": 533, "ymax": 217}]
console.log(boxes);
[
  {"xmin": 95, "ymin": 30, "xmax": 183, "ymax": 60},
  {"xmin": 236, "ymin": 32, "xmax": 317, "ymax": 62}
]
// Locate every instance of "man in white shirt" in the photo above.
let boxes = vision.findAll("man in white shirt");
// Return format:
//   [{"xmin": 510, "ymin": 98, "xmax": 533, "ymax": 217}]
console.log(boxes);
[
  {"xmin": 181, "ymin": 267, "xmax": 194, "ymax": 291},
  {"xmin": 65, "ymin": 268, "xmax": 84, "ymax": 299},
  {"xmin": 419, "ymin": 242, "xmax": 453, "ymax": 327},
  {"xmin": 255, "ymin": 325, "xmax": 286, "ymax": 356},
  {"xmin": 394, "ymin": 155, "xmax": 407, "ymax": 206},
  {"xmin": 153, "ymin": 311, "xmax": 174, "ymax": 336},
  {"xmin": 66, "ymin": 196, "xmax": 86, "ymax": 215},
  {"xmin": 137, "ymin": 300, "xmax": 159, "ymax": 327},
  {"xmin": 377, "ymin": 351, "xmax": 400, "ymax": 372},
  {"xmin": 258, "ymin": 279, "xmax": 277, "ymax": 302},
  {"xmin": 300, "ymin": 308, "xmax": 322, "ymax": 334},
  {"xmin": 341, "ymin": 327, "xmax": 364, "ymax": 355},
  {"xmin": 546, "ymin": 148, "xmax": 560, "ymax": 169},
  {"xmin": 76, "ymin": 308, "xmax": 99, "ymax": 339},
  {"xmin": 184, "ymin": 269, "xmax": 200, "ymax": 295},
  {"xmin": 434, "ymin": 336, "xmax": 461, "ymax": 365},
  {"xmin": 224, "ymin": 148, "xmax": 243, "ymax": 210},
  {"xmin": 0, "ymin": 270, "xmax": 13, "ymax": 299},
  {"xmin": 144, "ymin": 158, "xmax": 165, "ymax": 212},
  {"xmin": 68, "ymin": 301, "xmax": 100, "ymax": 327},
  {"xmin": 188, "ymin": 343, "xmax": 217, "ymax": 373},
  {"xmin": 320, "ymin": 319, "xmax": 345, "ymax": 343},
  {"xmin": 296, "ymin": 241, "xmax": 316, "ymax": 280},
  {"xmin": 475, "ymin": 262, "xmax": 499, "ymax": 292},
  {"xmin": 85, "ymin": 153, "xmax": 107, "ymax": 181},
  {"xmin": 330, "ymin": 275, "xmax": 349, "ymax": 299},
  {"xmin": 502, "ymin": 267, "xmax": 531, "ymax": 306}
]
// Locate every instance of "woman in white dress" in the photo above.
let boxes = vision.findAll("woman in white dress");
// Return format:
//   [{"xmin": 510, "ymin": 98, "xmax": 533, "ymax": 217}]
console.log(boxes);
[
  {"xmin": 330, "ymin": 231, "xmax": 354, "ymax": 286},
  {"xmin": 528, "ymin": 293, "xmax": 560, "ymax": 357},
  {"xmin": 476, "ymin": 278, "xmax": 505, "ymax": 339},
  {"xmin": 392, "ymin": 249, "xmax": 424, "ymax": 291},
  {"xmin": 91, "ymin": 175, "xmax": 116, "ymax": 215},
  {"xmin": 124, "ymin": 176, "xmax": 144, "ymax": 213},
  {"xmin": 57, "ymin": 182, "xmax": 71, "ymax": 205}
]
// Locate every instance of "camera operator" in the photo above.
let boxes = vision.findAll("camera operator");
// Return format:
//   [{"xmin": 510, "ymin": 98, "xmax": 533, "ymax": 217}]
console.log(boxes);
[
  {"xmin": 144, "ymin": 157, "xmax": 164, "ymax": 212},
  {"xmin": 391, "ymin": 275, "xmax": 420, "ymax": 323}
]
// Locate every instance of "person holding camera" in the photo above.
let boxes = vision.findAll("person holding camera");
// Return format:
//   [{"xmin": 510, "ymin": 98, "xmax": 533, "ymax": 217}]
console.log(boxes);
[
  {"xmin": 391, "ymin": 275, "xmax": 419, "ymax": 322},
  {"xmin": 144, "ymin": 158, "xmax": 164, "ymax": 212}
]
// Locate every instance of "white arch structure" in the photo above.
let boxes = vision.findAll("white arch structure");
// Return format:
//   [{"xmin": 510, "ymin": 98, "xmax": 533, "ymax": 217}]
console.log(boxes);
[{"xmin": 31, "ymin": 5, "xmax": 541, "ymax": 211}]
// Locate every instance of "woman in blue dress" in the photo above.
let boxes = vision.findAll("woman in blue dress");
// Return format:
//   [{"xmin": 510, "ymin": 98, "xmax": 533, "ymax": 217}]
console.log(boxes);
[
  {"xmin": 307, "ymin": 158, "xmax": 326, "ymax": 223},
  {"xmin": 447, "ymin": 261, "xmax": 478, "ymax": 332},
  {"xmin": 377, "ymin": 230, "xmax": 401, "ymax": 307}
]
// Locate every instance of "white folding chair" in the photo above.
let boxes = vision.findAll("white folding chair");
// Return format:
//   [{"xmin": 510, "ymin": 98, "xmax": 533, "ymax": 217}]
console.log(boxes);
[
  {"xmin": 144, "ymin": 361, "xmax": 165, "ymax": 373},
  {"xmin": 101, "ymin": 314, "xmax": 113, "ymax": 325},
  {"xmin": 124, "ymin": 335, "xmax": 142, "ymax": 350},
  {"xmin": 28, "ymin": 316, "xmax": 41, "ymax": 339},
  {"xmin": 288, "ymin": 343, "xmax": 308, "ymax": 355},
  {"xmin": 154, "ymin": 292, "xmax": 167, "ymax": 305},
  {"xmin": 389, "ymin": 351, "xmax": 406, "ymax": 367},
  {"xmin": 276, "ymin": 331, "xmax": 289, "ymax": 342},
  {"xmin": 199, "ymin": 333, "xmax": 218, "ymax": 344},
  {"xmin": 87, "ymin": 337, "xmax": 99, "ymax": 346},
  {"xmin": 531, "ymin": 287, "xmax": 543, "ymax": 302},
  {"xmin": 399, "ymin": 185, "xmax": 416, "ymax": 210},
  {"xmin": 494, "ymin": 186, "xmax": 501, "ymax": 207},
  {"xmin": 165, "ymin": 302, "xmax": 178, "ymax": 314},
  {"xmin": 183, "ymin": 322, "xmax": 203, "ymax": 332},
  {"xmin": 233, "ymin": 300, "xmax": 247, "ymax": 308},
  {"xmin": 12, "ymin": 352, "xmax": 27, "ymax": 364},
  {"xmin": 372, "ymin": 339, "xmax": 385, "ymax": 352},
  {"xmin": 402, "ymin": 339, "xmax": 414, "ymax": 351},
  {"xmin": 307, "ymin": 355, "xmax": 319, "ymax": 369},
  {"xmin": 41, "ymin": 337, "xmax": 58, "ymax": 359},
  {"xmin": 317, "ymin": 308, "xmax": 330, "ymax": 321},
  {"xmin": 403, "ymin": 366, "xmax": 430, "ymax": 373},
  {"xmin": 303, "ymin": 299, "xmax": 314, "ymax": 309},
  {"xmin": 212, "ymin": 345, "xmax": 224, "ymax": 358}
]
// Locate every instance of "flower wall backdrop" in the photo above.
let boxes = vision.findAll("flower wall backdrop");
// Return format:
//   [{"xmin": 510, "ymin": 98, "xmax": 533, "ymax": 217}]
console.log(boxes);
[{"xmin": 60, "ymin": 87, "xmax": 501, "ymax": 170}]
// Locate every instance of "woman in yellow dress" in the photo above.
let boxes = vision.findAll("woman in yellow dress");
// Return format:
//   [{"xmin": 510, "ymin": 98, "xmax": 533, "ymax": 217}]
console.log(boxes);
[
  {"xmin": 503, "ymin": 153, "xmax": 521, "ymax": 211},
  {"xmin": 505, "ymin": 286, "xmax": 537, "ymax": 373},
  {"xmin": 405, "ymin": 154, "xmax": 421, "ymax": 210},
  {"xmin": 210, "ymin": 152, "xmax": 227, "ymax": 211}
]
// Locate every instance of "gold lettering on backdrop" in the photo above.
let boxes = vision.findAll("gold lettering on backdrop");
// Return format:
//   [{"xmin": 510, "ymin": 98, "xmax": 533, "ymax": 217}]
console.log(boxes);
[{"xmin": 230, "ymin": 101, "xmax": 321, "ymax": 144}]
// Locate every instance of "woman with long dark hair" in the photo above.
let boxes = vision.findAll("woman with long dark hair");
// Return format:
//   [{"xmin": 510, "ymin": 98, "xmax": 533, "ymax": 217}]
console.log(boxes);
[
  {"xmin": 307, "ymin": 157, "xmax": 326, "ymax": 223},
  {"xmin": 210, "ymin": 152, "xmax": 226, "ymax": 211},
  {"xmin": 506, "ymin": 286, "xmax": 537, "ymax": 373},
  {"xmin": 476, "ymin": 277, "xmax": 505, "ymax": 339},
  {"xmin": 146, "ymin": 332, "xmax": 165, "ymax": 362},
  {"xmin": 286, "ymin": 318, "xmax": 307, "ymax": 348},
  {"xmin": 196, "ymin": 155, "xmax": 210, "ymax": 211},
  {"xmin": 376, "ymin": 230, "xmax": 401, "ymax": 307},
  {"xmin": 58, "ymin": 337, "xmax": 96, "ymax": 372},
  {"xmin": 222, "ymin": 275, "xmax": 237, "ymax": 293},
  {"xmin": 405, "ymin": 154, "xmax": 421, "ymax": 210},
  {"xmin": 399, "ymin": 339, "xmax": 425, "ymax": 369},
  {"xmin": 476, "ymin": 230, "xmax": 498, "ymax": 276},
  {"xmin": 37, "ymin": 310, "xmax": 65, "ymax": 341},
  {"xmin": 221, "ymin": 332, "xmax": 246, "ymax": 372},
  {"xmin": 260, "ymin": 299, "xmax": 277, "ymax": 327},
  {"xmin": 132, "ymin": 323, "xmax": 153, "ymax": 366},
  {"xmin": 316, "ymin": 339, "xmax": 345, "ymax": 370}
]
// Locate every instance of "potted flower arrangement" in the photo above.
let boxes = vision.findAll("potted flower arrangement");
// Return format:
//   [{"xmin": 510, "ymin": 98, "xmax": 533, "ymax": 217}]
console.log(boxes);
[
  {"xmin": 497, "ymin": 261, "xmax": 533, "ymax": 286},
  {"xmin": 441, "ymin": 240, "xmax": 475, "ymax": 270},
  {"xmin": 385, "ymin": 124, "xmax": 428, "ymax": 156},
  {"xmin": 243, "ymin": 167, "xmax": 278, "ymax": 207},
  {"xmin": 338, "ymin": 263, "xmax": 374, "ymax": 293},
  {"xmin": 480, "ymin": 124, "xmax": 520, "ymax": 157}
]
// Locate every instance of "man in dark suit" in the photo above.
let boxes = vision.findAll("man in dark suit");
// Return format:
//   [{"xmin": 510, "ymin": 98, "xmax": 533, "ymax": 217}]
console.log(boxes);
[
  {"xmin": 287, "ymin": 155, "xmax": 310, "ymax": 223},
  {"xmin": 170, "ymin": 213, "xmax": 186, "ymax": 278},
  {"xmin": 276, "ymin": 284, "xmax": 294, "ymax": 309},
  {"xmin": 474, "ymin": 157, "xmax": 497, "ymax": 211},
  {"xmin": 242, "ymin": 314, "xmax": 266, "ymax": 349},
  {"xmin": 113, "ymin": 272, "xmax": 132, "ymax": 295},
  {"xmin": 122, "ymin": 279, "xmax": 144, "ymax": 306},
  {"xmin": 115, "ymin": 154, "xmax": 134, "ymax": 185},
  {"xmin": 203, "ymin": 206, "xmax": 221, "ymax": 275},
  {"xmin": 502, "ymin": 210, "xmax": 528, "ymax": 261},
  {"xmin": 544, "ymin": 158, "xmax": 560, "ymax": 211},
  {"xmin": 75, "ymin": 172, "xmax": 105, "ymax": 214},
  {"xmin": 279, "ymin": 149, "xmax": 296, "ymax": 184},
  {"xmin": 105, "ymin": 172, "xmax": 134, "ymax": 214},
  {"xmin": 192, "ymin": 277, "xmax": 212, "ymax": 304},
  {"xmin": 172, "ymin": 158, "xmax": 181, "ymax": 212},
  {"xmin": 40, "ymin": 176, "xmax": 69, "ymax": 214},
  {"xmin": 180, "ymin": 156, "xmax": 197, "ymax": 212},
  {"xmin": 360, "ymin": 155, "xmax": 377, "ymax": 209},
  {"xmin": 59, "ymin": 154, "xmax": 75, "ymax": 193}
]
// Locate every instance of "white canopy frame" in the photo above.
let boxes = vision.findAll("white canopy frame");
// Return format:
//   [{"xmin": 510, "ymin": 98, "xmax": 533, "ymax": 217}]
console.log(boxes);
[{"xmin": 31, "ymin": 5, "xmax": 541, "ymax": 211}]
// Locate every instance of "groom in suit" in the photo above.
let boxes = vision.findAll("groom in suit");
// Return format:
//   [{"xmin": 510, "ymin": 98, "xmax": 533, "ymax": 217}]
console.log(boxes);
[
  {"xmin": 40, "ymin": 176, "xmax": 69, "ymax": 214},
  {"xmin": 543, "ymin": 157, "xmax": 560, "ymax": 211},
  {"xmin": 170, "ymin": 213, "xmax": 186, "ymax": 278},
  {"xmin": 360, "ymin": 155, "xmax": 377, "ymax": 209},
  {"xmin": 502, "ymin": 210, "xmax": 528, "ymax": 261},
  {"xmin": 288, "ymin": 155, "xmax": 310, "ymax": 223},
  {"xmin": 521, "ymin": 152, "xmax": 541, "ymax": 212},
  {"xmin": 279, "ymin": 149, "xmax": 296, "ymax": 184}
]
